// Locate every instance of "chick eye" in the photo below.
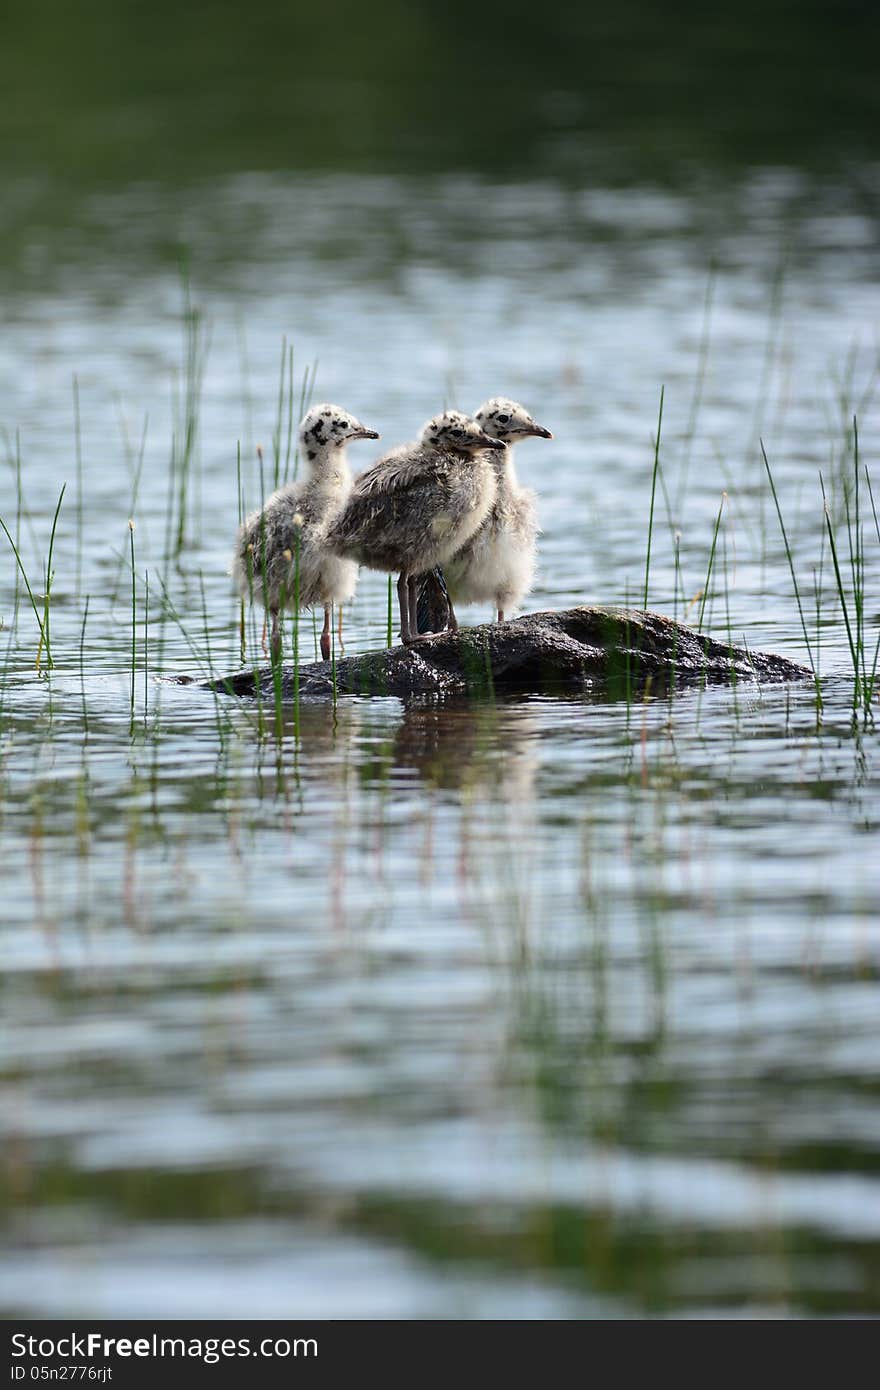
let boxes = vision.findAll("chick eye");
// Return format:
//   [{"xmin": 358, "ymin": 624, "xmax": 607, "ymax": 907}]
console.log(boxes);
[{"xmin": 497, "ymin": 414, "xmax": 510, "ymax": 425}]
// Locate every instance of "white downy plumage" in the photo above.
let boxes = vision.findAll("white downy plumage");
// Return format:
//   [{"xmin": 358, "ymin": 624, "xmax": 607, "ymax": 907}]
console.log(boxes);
[{"xmin": 233, "ymin": 403, "xmax": 379, "ymax": 659}]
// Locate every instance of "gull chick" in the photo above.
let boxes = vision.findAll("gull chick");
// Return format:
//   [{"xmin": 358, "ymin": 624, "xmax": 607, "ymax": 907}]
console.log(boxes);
[
  {"xmin": 325, "ymin": 411, "xmax": 502, "ymax": 645},
  {"xmin": 233, "ymin": 404, "xmax": 379, "ymax": 660},
  {"xmin": 419, "ymin": 397, "xmax": 551, "ymax": 628}
]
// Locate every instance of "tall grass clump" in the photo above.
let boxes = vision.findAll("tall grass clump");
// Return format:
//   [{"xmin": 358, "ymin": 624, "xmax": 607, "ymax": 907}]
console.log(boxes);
[
  {"xmin": 264, "ymin": 339, "xmax": 317, "ymax": 488},
  {"xmin": 109, "ymin": 408, "xmax": 149, "ymax": 605},
  {"xmin": 697, "ymin": 492, "xmax": 726, "ymax": 634},
  {"xmin": 674, "ymin": 267, "xmax": 715, "ymax": 520},
  {"xmin": 79, "ymin": 596, "xmax": 90, "ymax": 738},
  {"xmin": 197, "ymin": 571, "xmax": 233, "ymax": 752},
  {"xmin": 1, "ymin": 483, "xmax": 66, "ymax": 673},
  {"xmin": 291, "ymin": 536, "xmax": 301, "ymax": 740},
  {"xmin": 124, "ymin": 521, "xmax": 152, "ymax": 736},
  {"xmin": 642, "ymin": 385, "xmax": 665, "ymax": 610},
  {"xmin": 760, "ymin": 441, "xmax": 823, "ymax": 713},
  {"xmin": 143, "ymin": 570, "xmax": 150, "ymax": 730},
  {"xmin": 129, "ymin": 519, "xmax": 137, "ymax": 732},
  {"xmin": 820, "ymin": 417, "xmax": 879, "ymax": 715},
  {"xmin": 167, "ymin": 271, "xmax": 208, "ymax": 560},
  {"xmin": 39, "ymin": 485, "xmax": 66, "ymax": 674}
]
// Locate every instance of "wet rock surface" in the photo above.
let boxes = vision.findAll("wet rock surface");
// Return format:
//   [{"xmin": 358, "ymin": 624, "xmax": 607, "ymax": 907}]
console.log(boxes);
[{"xmin": 183, "ymin": 607, "xmax": 811, "ymax": 701}]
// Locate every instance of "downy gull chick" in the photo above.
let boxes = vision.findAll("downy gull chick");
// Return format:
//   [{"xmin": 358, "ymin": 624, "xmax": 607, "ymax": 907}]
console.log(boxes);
[{"xmin": 232, "ymin": 403, "xmax": 379, "ymax": 660}]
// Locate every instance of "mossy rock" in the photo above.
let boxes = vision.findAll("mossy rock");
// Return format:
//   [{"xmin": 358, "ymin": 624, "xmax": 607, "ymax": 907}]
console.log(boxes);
[{"xmin": 196, "ymin": 607, "xmax": 810, "ymax": 701}]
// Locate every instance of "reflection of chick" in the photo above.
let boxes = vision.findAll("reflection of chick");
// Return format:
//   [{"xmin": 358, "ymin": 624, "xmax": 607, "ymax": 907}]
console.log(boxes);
[
  {"xmin": 232, "ymin": 404, "xmax": 379, "ymax": 659},
  {"xmin": 391, "ymin": 703, "xmax": 538, "ymax": 806},
  {"xmin": 325, "ymin": 411, "xmax": 502, "ymax": 644}
]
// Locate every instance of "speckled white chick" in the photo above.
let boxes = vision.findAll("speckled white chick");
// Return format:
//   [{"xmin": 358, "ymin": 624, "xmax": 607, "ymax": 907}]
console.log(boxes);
[{"xmin": 233, "ymin": 404, "xmax": 379, "ymax": 659}]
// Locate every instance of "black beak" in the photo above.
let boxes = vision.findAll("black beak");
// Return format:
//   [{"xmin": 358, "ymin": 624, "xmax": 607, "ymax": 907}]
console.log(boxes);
[
  {"xmin": 525, "ymin": 423, "xmax": 553, "ymax": 439},
  {"xmin": 353, "ymin": 429, "xmax": 380, "ymax": 440},
  {"xmin": 481, "ymin": 436, "xmax": 506, "ymax": 451}
]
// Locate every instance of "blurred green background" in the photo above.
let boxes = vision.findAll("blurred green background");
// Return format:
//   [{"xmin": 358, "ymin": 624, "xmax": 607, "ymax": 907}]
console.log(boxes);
[{"xmin": 3, "ymin": 1, "xmax": 878, "ymax": 189}]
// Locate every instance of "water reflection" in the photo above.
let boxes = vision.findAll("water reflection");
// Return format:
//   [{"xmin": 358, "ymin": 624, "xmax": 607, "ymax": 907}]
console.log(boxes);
[
  {"xmin": 384, "ymin": 700, "xmax": 538, "ymax": 796},
  {"xmin": 2, "ymin": 665, "xmax": 880, "ymax": 1315}
]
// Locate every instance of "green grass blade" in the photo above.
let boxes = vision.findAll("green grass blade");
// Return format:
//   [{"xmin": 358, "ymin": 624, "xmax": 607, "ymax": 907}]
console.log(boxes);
[{"xmin": 642, "ymin": 384, "xmax": 664, "ymax": 610}]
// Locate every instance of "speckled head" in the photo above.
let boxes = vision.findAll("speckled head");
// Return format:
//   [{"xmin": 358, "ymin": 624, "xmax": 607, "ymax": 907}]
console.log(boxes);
[
  {"xmin": 474, "ymin": 397, "xmax": 553, "ymax": 442},
  {"xmin": 299, "ymin": 404, "xmax": 380, "ymax": 457},
  {"xmin": 419, "ymin": 410, "xmax": 505, "ymax": 454}
]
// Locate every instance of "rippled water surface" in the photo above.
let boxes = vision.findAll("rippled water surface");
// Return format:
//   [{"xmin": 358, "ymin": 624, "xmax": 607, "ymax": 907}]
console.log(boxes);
[{"xmin": 2, "ymin": 4, "xmax": 880, "ymax": 1318}]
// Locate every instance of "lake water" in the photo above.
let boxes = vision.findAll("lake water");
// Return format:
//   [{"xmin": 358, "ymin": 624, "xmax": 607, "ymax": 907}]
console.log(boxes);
[{"xmin": 2, "ymin": 4, "xmax": 880, "ymax": 1319}]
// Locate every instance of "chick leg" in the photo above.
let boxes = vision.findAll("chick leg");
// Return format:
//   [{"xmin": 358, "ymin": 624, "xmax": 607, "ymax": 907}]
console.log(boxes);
[
  {"xmin": 320, "ymin": 603, "xmax": 332, "ymax": 662},
  {"xmin": 497, "ymin": 608, "xmax": 505, "ymax": 624},
  {"xmin": 270, "ymin": 609, "xmax": 282, "ymax": 659},
  {"xmin": 408, "ymin": 576, "xmax": 421, "ymax": 637},
  {"xmin": 407, "ymin": 575, "xmax": 436, "ymax": 643},
  {"xmin": 398, "ymin": 573, "xmax": 413, "ymax": 645},
  {"xmin": 400, "ymin": 574, "xmax": 431, "ymax": 646}
]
